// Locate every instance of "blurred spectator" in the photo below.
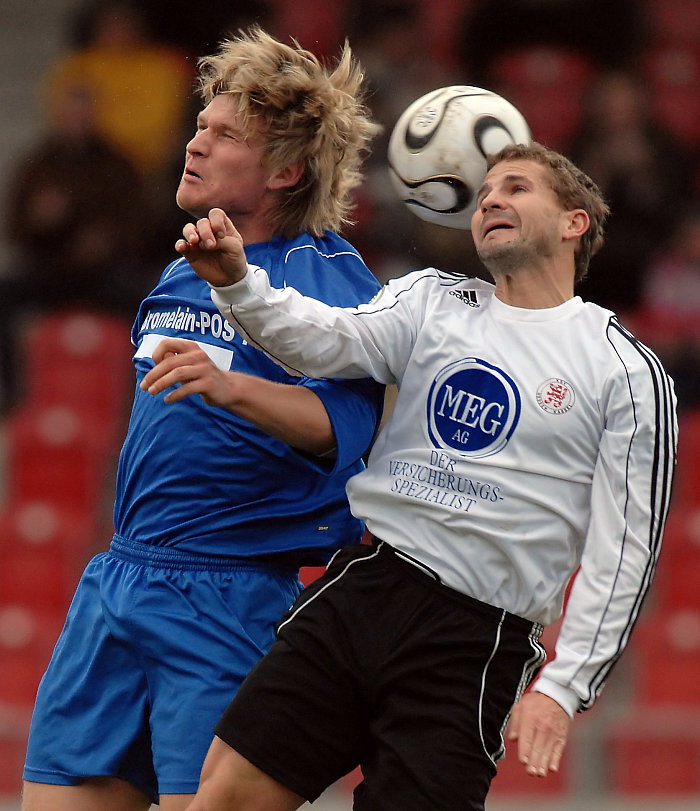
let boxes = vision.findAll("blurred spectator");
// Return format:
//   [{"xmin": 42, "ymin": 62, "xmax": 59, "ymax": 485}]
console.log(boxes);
[
  {"xmin": 486, "ymin": 44, "xmax": 594, "ymax": 152},
  {"xmin": 342, "ymin": 0, "xmax": 468, "ymax": 282},
  {"xmin": 345, "ymin": 0, "xmax": 456, "ymax": 139},
  {"xmin": 0, "ymin": 83, "xmax": 159, "ymax": 414},
  {"xmin": 642, "ymin": 0, "xmax": 700, "ymax": 51},
  {"xmin": 139, "ymin": 0, "xmax": 275, "ymax": 57},
  {"xmin": 458, "ymin": 0, "xmax": 644, "ymax": 85},
  {"xmin": 635, "ymin": 206, "xmax": 700, "ymax": 411},
  {"xmin": 643, "ymin": 44, "xmax": 700, "ymax": 164},
  {"xmin": 271, "ymin": 0, "xmax": 346, "ymax": 58},
  {"xmin": 44, "ymin": 0, "xmax": 194, "ymax": 183},
  {"xmin": 40, "ymin": 0, "xmax": 200, "ymax": 292},
  {"xmin": 141, "ymin": 0, "xmax": 343, "ymax": 60},
  {"xmin": 640, "ymin": 0, "xmax": 700, "ymax": 189},
  {"xmin": 568, "ymin": 70, "xmax": 695, "ymax": 313}
]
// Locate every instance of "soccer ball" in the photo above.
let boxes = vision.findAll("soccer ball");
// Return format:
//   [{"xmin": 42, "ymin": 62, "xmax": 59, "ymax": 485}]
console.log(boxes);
[{"xmin": 387, "ymin": 86, "xmax": 532, "ymax": 230}]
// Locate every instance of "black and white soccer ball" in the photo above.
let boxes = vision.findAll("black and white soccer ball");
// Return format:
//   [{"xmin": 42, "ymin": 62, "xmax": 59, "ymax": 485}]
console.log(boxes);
[{"xmin": 387, "ymin": 86, "xmax": 532, "ymax": 230}]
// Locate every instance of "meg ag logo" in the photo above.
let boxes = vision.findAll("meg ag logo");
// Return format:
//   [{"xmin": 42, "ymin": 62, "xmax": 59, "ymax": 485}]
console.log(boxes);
[{"xmin": 427, "ymin": 358, "xmax": 521, "ymax": 458}]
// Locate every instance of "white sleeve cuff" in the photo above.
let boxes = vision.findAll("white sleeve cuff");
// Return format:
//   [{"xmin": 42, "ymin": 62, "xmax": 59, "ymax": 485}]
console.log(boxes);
[
  {"xmin": 208, "ymin": 264, "xmax": 259, "ymax": 307},
  {"xmin": 530, "ymin": 676, "xmax": 580, "ymax": 718}
]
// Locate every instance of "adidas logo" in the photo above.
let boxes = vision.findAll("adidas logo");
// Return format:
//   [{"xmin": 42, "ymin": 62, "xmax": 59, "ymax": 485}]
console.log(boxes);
[{"xmin": 449, "ymin": 289, "xmax": 480, "ymax": 307}]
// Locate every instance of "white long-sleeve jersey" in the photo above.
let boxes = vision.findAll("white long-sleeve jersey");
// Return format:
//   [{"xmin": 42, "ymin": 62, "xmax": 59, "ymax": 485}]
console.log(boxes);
[{"xmin": 212, "ymin": 266, "xmax": 677, "ymax": 716}]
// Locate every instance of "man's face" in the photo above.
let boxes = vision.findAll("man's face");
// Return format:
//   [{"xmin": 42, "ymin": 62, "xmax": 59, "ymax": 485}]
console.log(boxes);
[
  {"xmin": 471, "ymin": 159, "xmax": 568, "ymax": 274},
  {"xmin": 176, "ymin": 94, "xmax": 271, "ymax": 220}
]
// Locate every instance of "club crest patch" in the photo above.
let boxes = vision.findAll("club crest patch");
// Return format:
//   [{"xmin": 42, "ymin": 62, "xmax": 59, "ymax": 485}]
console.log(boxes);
[{"xmin": 536, "ymin": 378, "xmax": 575, "ymax": 414}]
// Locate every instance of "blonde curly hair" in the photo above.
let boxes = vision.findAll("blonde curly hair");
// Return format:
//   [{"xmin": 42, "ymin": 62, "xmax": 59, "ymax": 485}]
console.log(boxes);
[{"xmin": 196, "ymin": 26, "xmax": 381, "ymax": 239}]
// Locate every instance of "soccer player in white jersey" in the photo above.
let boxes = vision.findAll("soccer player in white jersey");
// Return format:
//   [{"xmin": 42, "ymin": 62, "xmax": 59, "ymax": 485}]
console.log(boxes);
[{"xmin": 143, "ymin": 143, "xmax": 678, "ymax": 811}]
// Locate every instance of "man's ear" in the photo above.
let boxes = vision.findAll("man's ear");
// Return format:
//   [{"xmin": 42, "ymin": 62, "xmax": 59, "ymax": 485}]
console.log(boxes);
[
  {"xmin": 563, "ymin": 209, "xmax": 589, "ymax": 242},
  {"xmin": 268, "ymin": 162, "xmax": 304, "ymax": 190}
]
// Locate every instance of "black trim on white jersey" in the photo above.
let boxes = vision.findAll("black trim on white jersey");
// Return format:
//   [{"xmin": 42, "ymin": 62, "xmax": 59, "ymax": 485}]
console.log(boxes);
[{"xmin": 575, "ymin": 317, "xmax": 677, "ymax": 709}]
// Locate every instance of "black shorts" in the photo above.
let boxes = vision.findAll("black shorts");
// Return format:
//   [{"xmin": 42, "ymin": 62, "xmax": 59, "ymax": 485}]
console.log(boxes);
[{"xmin": 215, "ymin": 541, "xmax": 546, "ymax": 811}]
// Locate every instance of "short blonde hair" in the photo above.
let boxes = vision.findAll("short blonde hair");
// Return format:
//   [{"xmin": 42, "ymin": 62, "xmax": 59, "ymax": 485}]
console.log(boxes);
[
  {"xmin": 196, "ymin": 26, "xmax": 381, "ymax": 238},
  {"xmin": 487, "ymin": 142, "xmax": 610, "ymax": 283}
]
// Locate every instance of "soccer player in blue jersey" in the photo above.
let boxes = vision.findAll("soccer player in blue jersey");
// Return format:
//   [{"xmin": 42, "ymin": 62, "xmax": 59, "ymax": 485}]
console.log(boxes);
[{"xmin": 21, "ymin": 27, "xmax": 384, "ymax": 811}]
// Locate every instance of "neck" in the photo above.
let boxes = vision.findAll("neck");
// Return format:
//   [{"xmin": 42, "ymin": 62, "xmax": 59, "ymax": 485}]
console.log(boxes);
[
  {"xmin": 232, "ymin": 190, "xmax": 282, "ymax": 246},
  {"xmin": 492, "ymin": 265, "xmax": 575, "ymax": 309},
  {"xmin": 236, "ymin": 222, "xmax": 276, "ymax": 246}
]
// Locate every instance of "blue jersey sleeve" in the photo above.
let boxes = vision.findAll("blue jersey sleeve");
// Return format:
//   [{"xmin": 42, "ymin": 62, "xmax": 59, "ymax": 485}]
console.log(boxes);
[
  {"xmin": 250, "ymin": 231, "xmax": 385, "ymax": 473},
  {"xmin": 301, "ymin": 375, "xmax": 384, "ymax": 472}
]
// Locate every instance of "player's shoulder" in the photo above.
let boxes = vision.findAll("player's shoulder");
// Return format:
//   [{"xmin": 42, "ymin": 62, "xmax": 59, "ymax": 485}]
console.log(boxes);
[
  {"xmin": 578, "ymin": 299, "xmax": 673, "ymax": 390},
  {"xmin": 385, "ymin": 267, "xmax": 495, "ymax": 298},
  {"xmin": 144, "ymin": 256, "xmax": 196, "ymax": 296},
  {"xmin": 257, "ymin": 231, "xmax": 379, "ymax": 305},
  {"xmin": 160, "ymin": 256, "xmax": 190, "ymax": 282},
  {"xmin": 578, "ymin": 299, "xmax": 651, "ymax": 353},
  {"xmin": 279, "ymin": 231, "xmax": 365, "ymax": 269}
]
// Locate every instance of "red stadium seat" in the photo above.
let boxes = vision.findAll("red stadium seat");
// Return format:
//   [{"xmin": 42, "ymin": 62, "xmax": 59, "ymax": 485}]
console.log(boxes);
[
  {"xmin": 0, "ymin": 605, "xmax": 64, "ymax": 706},
  {"xmin": 653, "ymin": 504, "xmax": 700, "ymax": 610},
  {"xmin": 21, "ymin": 309, "xmax": 134, "ymax": 435},
  {"xmin": 672, "ymin": 411, "xmax": 700, "ymax": 509},
  {"xmin": 0, "ymin": 700, "xmax": 31, "ymax": 795},
  {"xmin": 3, "ymin": 404, "xmax": 117, "ymax": 513},
  {"xmin": 269, "ymin": 0, "xmax": 344, "ymax": 57},
  {"xmin": 605, "ymin": 709, "xmax": 700, "ymax": 794},
  {"xmin": 645, "ymin": 0, "xmax": 700, "ymax": 50},
  {"xmin": 488, "ymin": 46, "xmax": 595, "ymax": 151},
  {"xmin": 644, "ymin": 46, "xmax": 700, "ymax": 149},
  {"xmin": 654, "ymin": 550, "xmax": 700, "ymax": 611},
  {"xmin": 23, "ymin": 310, "xmax": 132, "ymax": 376},
  {"xmin": 629, "ymin": 608, "xmax": 700, "ymax": 705},
  {"xmin": 0, "ymin": 732, "xmax": 28, "ymax": 796},
  {"xmin": 0, "ymin": 501, "xmax": 94, "ymax": 613},
  {"xmin": 0, "ymin": 499, "xmax": 95, "ymax": 554},
  {"xmin": 652, "ymin": 502, "xmax": 700, "ymax": 609}
]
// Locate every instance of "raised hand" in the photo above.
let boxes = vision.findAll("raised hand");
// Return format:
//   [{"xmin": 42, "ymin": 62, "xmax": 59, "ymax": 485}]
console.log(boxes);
[
  {"xmin": 140, "ymin": 337, "xmax": 235, "ymax": 407},
  {"xmin": 175, "ymin": 207, "xmax": 248, "ymax": 287}
]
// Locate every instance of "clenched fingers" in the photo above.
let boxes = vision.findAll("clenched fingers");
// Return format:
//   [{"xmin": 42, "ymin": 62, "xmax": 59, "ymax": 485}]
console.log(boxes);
[{"xmin": 140, "ymin": 339, "xmax": 211, "ymax": 401}]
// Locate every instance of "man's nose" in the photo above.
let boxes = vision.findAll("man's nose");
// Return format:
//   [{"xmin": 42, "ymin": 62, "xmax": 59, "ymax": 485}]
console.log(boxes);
[{"xmin": 186, "ymin": 129, "xmax": 208, "ymax": 155}]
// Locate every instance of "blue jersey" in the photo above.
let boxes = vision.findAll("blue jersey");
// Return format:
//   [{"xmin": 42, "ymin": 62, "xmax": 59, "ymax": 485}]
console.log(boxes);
[{"xmin": 112, "ymin": 231, "xmax": 383, "ymax": 563}]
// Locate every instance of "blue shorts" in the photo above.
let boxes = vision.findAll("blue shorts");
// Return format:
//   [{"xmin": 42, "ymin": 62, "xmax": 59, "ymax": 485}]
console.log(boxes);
[{"xmin": 23, "ymin": 537, "xmax": 302, "ymax": 803}]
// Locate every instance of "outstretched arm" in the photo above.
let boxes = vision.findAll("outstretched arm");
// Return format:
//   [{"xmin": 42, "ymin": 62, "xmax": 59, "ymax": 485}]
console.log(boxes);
[
  {"xmin": 140, "ymin": 337, "xmax": 336, "ymax": 456},
  {"xmin": 514, "ymin": 327, "xmax": 677, "ymax": 777}
]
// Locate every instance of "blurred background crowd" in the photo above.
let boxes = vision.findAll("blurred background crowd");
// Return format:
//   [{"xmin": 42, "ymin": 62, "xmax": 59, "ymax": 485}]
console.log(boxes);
[{"xmin": 0, "ymin": 0, "xmax": 699, "ymax": 807}]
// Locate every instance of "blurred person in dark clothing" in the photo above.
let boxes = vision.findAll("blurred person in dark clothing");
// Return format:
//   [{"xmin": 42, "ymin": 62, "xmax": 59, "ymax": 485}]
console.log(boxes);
[
  {"xmin": 0, "ymin": 83, "xmax": 158, "ymax": 413},
  {"xmin": 459, "ymin": 0, "xmax": 643, "ymax": 85},
  {"xmin": 569, "ymin": 70, "xmax": 695, "ymax": 313},
  {"xmin": 46, "ymin": 0, "xmax": 194, "ymax": 180},
  {"xmin": 636, "ymin": 205, "xmax": 700, "ymax": 411}
]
